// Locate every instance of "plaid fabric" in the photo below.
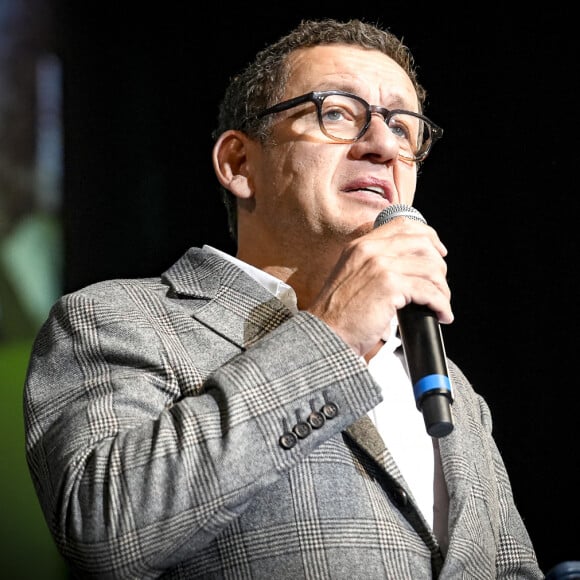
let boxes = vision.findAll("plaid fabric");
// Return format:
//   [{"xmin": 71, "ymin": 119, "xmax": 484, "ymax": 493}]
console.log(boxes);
[{"xmin": 23, "ymin": 247, "xmax": 543, "ymax": 579}]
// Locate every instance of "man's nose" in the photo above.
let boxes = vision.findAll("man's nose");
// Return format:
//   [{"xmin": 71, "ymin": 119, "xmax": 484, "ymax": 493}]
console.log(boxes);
[{"xmin": 353, "ymin": 112, "xmax": 401, "ymax": 160}]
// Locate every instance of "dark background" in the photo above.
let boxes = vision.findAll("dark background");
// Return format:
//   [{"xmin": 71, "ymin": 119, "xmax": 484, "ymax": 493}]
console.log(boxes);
[{"xmin": 53, "ymin": 2, "xmax": 579, "ymax": 574}]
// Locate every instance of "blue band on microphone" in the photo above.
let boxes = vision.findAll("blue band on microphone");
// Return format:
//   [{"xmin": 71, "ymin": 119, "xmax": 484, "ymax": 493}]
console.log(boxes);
[{"xmin": 413, "ymin": 374, "xmax": 452, "ymax": 403}]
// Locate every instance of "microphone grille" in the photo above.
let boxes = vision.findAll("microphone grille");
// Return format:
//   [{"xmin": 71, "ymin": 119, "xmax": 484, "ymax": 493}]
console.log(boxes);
[{"xmin": 374, "ymin": 204, "xmax": 427, "ymax": 228}]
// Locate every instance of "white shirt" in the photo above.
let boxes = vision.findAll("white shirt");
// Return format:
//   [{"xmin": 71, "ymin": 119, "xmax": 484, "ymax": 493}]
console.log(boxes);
[
  {"xmin": 203, "ymin": 245, "xmax": 448, "ymax": 537},
  {"xmin": 366, "ymin": 322, "xmax": 437, "ymax": 528}
]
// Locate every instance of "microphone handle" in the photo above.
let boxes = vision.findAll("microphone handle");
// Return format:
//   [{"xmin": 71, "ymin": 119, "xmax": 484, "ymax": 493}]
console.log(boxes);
[{"xmin": 397, "ymin": 303, "xmax": 453, "ymax": 438}]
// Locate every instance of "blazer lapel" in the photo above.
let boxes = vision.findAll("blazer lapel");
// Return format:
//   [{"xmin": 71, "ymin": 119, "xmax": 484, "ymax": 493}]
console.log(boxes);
[
  {"xmin": 346, "ymin": 415, "xmax": 444, "ymax": 573},
  {"xmin": 345, "ymin": 415, "xmax": 406, "ymax": 481},
  {"xmin": 436, "ymin": 390, "xmax": 478, "ymax": 553},
  {"xmin": 162, "ymin": 247, "xmax": 293, "ymax": 350}
]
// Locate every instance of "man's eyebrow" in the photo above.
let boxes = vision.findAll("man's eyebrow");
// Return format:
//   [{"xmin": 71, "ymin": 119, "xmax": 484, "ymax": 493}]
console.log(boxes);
[
  {"xmin": 385, "ymin": 95, "xmax": 412, "ymax": 109},
  {"xmin": 373, "ymin": 93, "xmax": 414, "ymax": 110}
]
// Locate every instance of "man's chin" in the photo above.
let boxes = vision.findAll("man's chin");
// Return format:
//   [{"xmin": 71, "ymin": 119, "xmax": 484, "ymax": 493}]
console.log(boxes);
[{"xmin": 349, "ymin": 221, "xmax": 375, "ymax": 239}]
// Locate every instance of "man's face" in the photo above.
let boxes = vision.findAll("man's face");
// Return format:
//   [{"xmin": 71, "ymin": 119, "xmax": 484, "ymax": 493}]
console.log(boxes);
[{"xmin": 240, "ymin": 44, "xmax": 420, "ymax": 252}]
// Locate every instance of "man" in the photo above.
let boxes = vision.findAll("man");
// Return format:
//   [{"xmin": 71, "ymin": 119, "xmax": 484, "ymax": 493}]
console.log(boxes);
[{"xmin": 24, "ymin": 18, "xmax": 543, "ymax": 579}]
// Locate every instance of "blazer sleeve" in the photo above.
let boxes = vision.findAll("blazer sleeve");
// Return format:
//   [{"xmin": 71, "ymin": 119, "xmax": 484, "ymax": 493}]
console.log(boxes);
[{"xmin": 23, "ymin": 280, "xmax": 382, "ymax": 578}]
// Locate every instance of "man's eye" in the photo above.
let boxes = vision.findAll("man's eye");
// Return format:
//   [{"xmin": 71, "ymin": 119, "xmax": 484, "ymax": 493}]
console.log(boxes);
[
  {"xmin": 388, "ymin": 120, "xmax": 412, "ymax": 141},
  {"xmin": 323, "ymin": 107, "xmax": 348, "ymax": 123}
]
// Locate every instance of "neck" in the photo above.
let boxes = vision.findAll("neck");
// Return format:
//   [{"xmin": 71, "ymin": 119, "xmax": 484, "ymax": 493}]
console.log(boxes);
[{"xmin": 236, "ymin": 241, "xmax": 342, "ymax": 311}]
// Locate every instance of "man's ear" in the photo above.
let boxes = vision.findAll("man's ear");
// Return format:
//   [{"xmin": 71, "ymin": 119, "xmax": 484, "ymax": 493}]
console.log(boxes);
[{"xmin": 212, "ymin": 130, "xmax": 254, "ymax": 199}]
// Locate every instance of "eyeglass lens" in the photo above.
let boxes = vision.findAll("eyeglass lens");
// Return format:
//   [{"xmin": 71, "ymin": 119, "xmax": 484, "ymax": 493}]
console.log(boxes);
[{"xmin": 319, "ymin": 93, "xmax": 429, "ymax": 160}]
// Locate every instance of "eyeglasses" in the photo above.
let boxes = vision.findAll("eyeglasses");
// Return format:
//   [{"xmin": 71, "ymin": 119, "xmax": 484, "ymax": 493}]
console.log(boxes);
[{"xmin": 257, "ymin": 90, "xmax": 443, "ymax": 162}]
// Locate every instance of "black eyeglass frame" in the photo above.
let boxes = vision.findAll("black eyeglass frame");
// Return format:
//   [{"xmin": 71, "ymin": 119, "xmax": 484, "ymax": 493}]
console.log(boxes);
[{"xmin": 257, "ymin": 89, "xmax": 444, "ymax": 162}]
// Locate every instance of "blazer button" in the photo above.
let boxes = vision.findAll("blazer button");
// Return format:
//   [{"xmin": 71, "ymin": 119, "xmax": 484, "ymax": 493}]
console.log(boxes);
[
  {"xmin": 307, "ymin": 411, "xmax": 325, "ymax": 429},
  {"xmin": 293, "ymin": 421, "xmax": 312, "ymax": 439},
  {"xmin": 279, "ymin": 432, "xmax": 297, "ymax": 449},
  {"xmin": 392, "ymin": 486, "xmax": 409, "ymax": 509},
  {"xmin": 321, "ymin": 402, "xmax": 339, "ymax": 419}
]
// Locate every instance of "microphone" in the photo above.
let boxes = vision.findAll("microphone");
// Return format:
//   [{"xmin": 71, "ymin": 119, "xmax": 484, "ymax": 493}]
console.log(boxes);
[{"xmin": 374, "ymin": 204, "xmax": 454, "ymax": 438}]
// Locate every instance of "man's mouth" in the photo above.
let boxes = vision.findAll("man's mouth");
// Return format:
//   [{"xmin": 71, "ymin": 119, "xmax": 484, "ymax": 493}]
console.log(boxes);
[{"xmin": 346, "ymin": 186, "xmax": 387, "ymax": 198}]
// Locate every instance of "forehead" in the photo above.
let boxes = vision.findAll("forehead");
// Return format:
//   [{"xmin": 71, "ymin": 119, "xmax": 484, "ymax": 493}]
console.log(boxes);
[{"xmin": 284, "ymin": 44, "xmax": 418, "ymax": 109}]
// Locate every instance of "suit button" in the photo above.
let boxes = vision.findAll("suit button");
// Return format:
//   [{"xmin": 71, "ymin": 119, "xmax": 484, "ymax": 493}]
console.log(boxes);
[
  {"xmin": 321, "ymin": 402, "xmax": 339, "ymax": 419},
  {"xmin": 279, "ymin": 432, "xmax": 297, "ymax": 449},
  {"xmin": 293, "ymin": 421, "xmax": 312, "ymax": 439},
  {"xmin": 307, "ymin": 411, "xmax": 325, "ymax": 429},
  {"xmin": 392, "ymin": 486, "xmax": 409, "ymax": 508}
]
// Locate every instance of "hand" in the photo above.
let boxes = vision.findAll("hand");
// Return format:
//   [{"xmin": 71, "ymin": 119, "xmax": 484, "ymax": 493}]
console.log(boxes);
[{"xmin": 307, "ymin": 216, "xmax": 453, "ymax": 358}]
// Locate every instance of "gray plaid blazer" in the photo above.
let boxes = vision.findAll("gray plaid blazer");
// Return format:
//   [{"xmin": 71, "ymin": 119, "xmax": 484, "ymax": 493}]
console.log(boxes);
[{"xmin": 24, "ymin": 247, "xmax": 543, "ymax": 579}]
